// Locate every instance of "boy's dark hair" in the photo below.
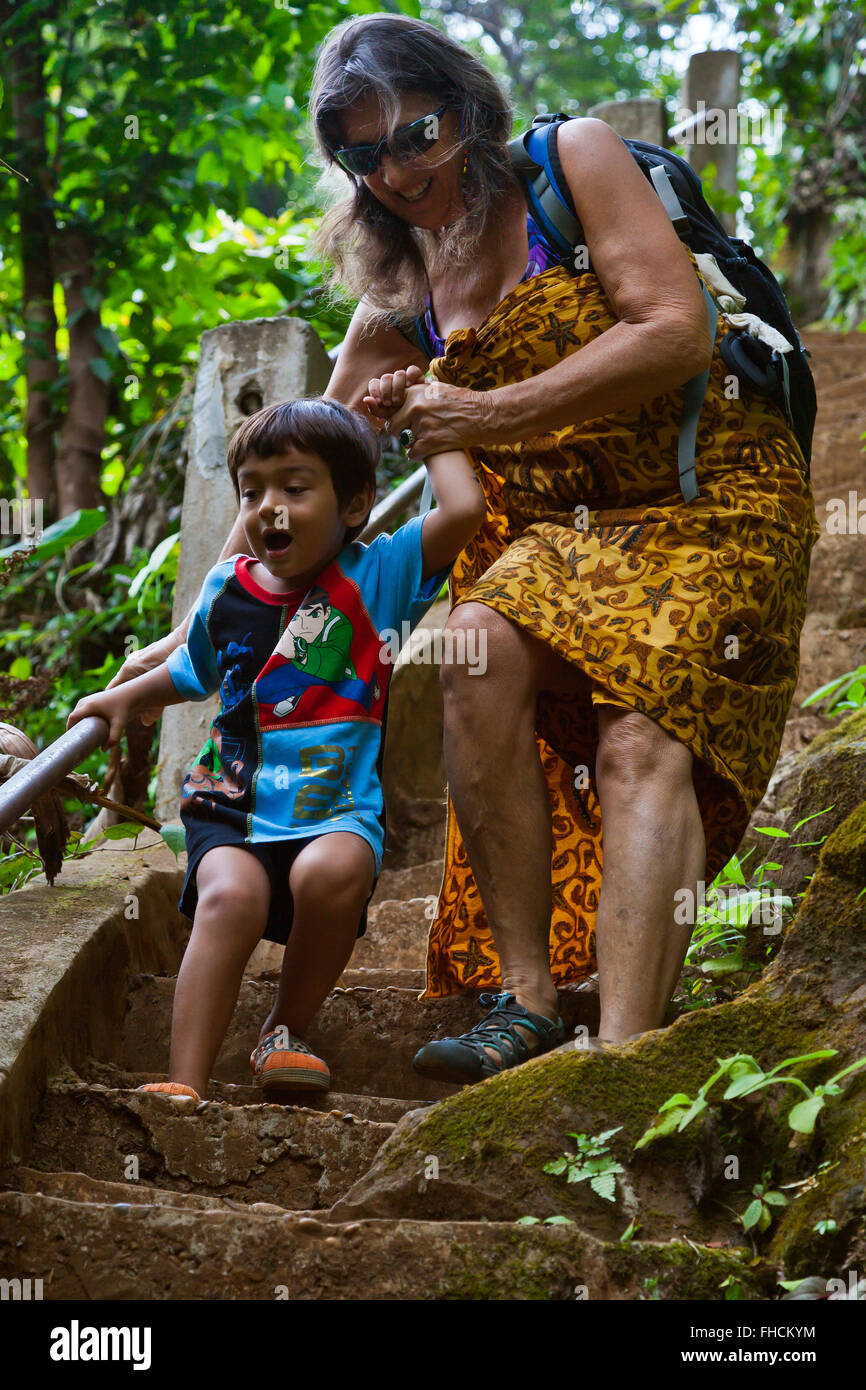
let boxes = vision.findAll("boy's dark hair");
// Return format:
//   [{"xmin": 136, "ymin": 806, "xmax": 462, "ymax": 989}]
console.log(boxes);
[{"xmin": 226, "ymin": 397, "xmax": 380, "ymax": 543}]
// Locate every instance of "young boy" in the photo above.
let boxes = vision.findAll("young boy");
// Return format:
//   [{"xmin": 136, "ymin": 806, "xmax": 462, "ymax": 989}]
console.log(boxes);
[{"xmin": 67, "ymin": 393, "xmax": 485, "ymax": 1102}]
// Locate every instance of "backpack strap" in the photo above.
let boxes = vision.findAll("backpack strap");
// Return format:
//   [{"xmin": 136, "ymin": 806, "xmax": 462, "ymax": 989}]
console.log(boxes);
[
  {"xmin": 678, "ymin": 284, "xmax": 718, "ymax": 503},
  {"xmin": 648, "ymin": 164, "xmax": 691, "ymax": 237},
  {"xmin": 508, "ymin": 121, "xmax": 579, "ymax": 256}
]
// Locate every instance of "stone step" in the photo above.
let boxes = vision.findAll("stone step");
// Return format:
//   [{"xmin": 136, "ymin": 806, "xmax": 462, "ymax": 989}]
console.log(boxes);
[
  {"xmin": 371, "ymin": 859, "xmax": 444, "ymax": 906},
  {"xmin": 119, "ymin": 978, "xmax": 600, "ymax": 1099},
  {"xmin": 338, "ymin": 967, "xmax": 427, "ymax": 991},
  {"xmin": 0, "ymin": 1190, "xmax": 708, "ymax": 1300},
  {"xmin": 350, "ymin": 896, "xmax": 434, "ymax": 970},
  {"xmin": 242, "ymin": 898, "xmax": 433, "ymax": 977},
  {"xmin": 0, "ymin": 1166, "xmax": 260, "ymax": 1213},
  {"xmin": 22, "ymin": 1081, "xmax": 393, "ymax": 1211},
  {"xmin": 75, "ymin": 1060, "xmax": 428, "ymax": 1124}
]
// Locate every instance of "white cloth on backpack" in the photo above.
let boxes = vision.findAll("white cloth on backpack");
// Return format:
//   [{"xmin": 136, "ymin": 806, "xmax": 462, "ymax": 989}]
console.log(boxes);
[{"xmin": 695, "ymin": 252, "xmax": 794, "ymax": 354}]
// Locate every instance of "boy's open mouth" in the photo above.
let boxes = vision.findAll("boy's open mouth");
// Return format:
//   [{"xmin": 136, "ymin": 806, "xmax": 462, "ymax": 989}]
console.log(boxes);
[{"xmin": 262, "ymin": 527, "xmax": 293, "ymax": 556}]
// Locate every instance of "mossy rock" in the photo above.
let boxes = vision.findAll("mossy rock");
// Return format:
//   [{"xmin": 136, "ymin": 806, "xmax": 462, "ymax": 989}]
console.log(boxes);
[{"xmin": 330, "ymin": 799, "xmax": 866, "ymax": 1295}]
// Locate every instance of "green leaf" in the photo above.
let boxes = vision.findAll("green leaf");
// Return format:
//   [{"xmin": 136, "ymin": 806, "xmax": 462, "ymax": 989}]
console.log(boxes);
[
  {"xmin": 634, "ymin": 1107, "xmax": 689, "ymax": 1150},
  {"xmin": 764, "ymin": 1191, "xmax": 788, "ymax": 1207},
  {"xmin": 102, "ymin": 822, "xmax": 142, "ymax": 840},
  {"xmin": 544, "ymin": 1215, "xmax": 574, "ymax": 1225},
  {"xmin": 516, "ymin": 1215, "xmax": 540, "ymax": 1225},
  {"xmin": 792, "ymin": 805, "xmax": 835, "ymax": 831},
  {"xmin": 723, "ymin": 1071, "xmax": 767, "ymax": 1100},
  {"xmin": 765, "ymin": 1049, "xmax": 837, "ymax": 1078},
  {"xmin": 0, "ymin": 507, "xmax": 106, "ymax": 562},
  {"xmin": 676, "ymin": 1096, "xmax": 708, "ymax": 1130},
  {"xmin": 592, "ymin": 1126, "xmax": 623, "ymax": 1145},
  {"xmin": 88, "ymin": 356, "xmax": 113, "ymax": 383},
  {"xmin": 754, "ymin": 826, "xmax": 790, "ymax": 838},
  {"xmin": 701, "ymin": 950, "xmax": 745, "ymax": 975},
  {"xmin": 8, "ymin": 656, "xmax": 32, "ymax": 679},
  {"xmin": 159, "ymin": 823, "xmax": 186, "ymax": 859},
  {"xmin": 589, "ymin": 1170, "xmax": 617, "ymax": 1202},
  {"xmin": 129, "ymin": 532, "xmax": 180, "ymax": 597},
  {"xmin": 787, "ymin": 1095, "xmax": 825, "ymax": 1134},
  {"xmin": 659, "ymin": 1093, "xmax": 692, "ymax": 1112},
  {"xmin": 741, "ymin": 1198, "xmax": 764, "ymax": 1231},
  {"xmin": 543, "ymin": 1157, "xmax": 568, "ymax": 1176}
]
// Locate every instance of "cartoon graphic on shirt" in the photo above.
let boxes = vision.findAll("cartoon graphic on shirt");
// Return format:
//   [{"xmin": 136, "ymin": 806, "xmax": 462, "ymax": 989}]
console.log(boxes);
[
  {"xmin": 218, "ymin": 632, "xmax": 255, "ymax": 710},
  {"xmin": 256, "ymin": 586, "xmax": 381, "ymax": 719},
  {"xmin": 180, "ymin": 724, "xmax": 249, "ymax": 811}
]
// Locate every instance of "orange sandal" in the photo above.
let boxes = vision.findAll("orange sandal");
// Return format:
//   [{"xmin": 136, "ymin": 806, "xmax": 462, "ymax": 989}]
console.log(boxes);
[
  {"xmin": 136, "ymin": 1082, "xmax": 201, "ymax": 1102},
  {"xmin": 250, "ymin": 1029, "xmax": 330, "ymax": 1096}
]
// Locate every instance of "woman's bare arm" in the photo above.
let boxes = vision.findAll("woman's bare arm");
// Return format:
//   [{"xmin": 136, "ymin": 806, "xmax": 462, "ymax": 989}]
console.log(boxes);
[
  {"xmin": 486, "ymin": 118, "xmax": 714, "ymax": 444},
  {"xmin": 325, "ymin": 298, "xmax": 429, "ymax": 414}
]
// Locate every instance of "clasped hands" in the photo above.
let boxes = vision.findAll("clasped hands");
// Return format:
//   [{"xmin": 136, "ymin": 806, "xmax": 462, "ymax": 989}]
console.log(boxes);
[{"xmin": 362, "ymin": 364, "xmax": 497, "ymax": 459}]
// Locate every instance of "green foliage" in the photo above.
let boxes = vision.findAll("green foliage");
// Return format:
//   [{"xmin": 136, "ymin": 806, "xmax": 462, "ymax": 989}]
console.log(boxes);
[
  {"xmin": 678, "ymin": 846, "xmax": 796, "ymax": 1010},
  {"xmin": 0, "ymin": 507, "xmax": 107, "ymax": 562},
  {"xmin": 543, "ymin": 1126, "xmax": 624, "ymax": 1203},
  {"xmin": 635, "ymin": 1049, "xmax": 866, "ymax": 1150},
  {"xmin": 0, "ymin": 0, "xmax": 415, "ymax": 495},
  {"xmin": 741, "ymin": 1172, "xmax": 788, "ymax": 1234},
  {"xmin": 812, "ymin": 1218, "xmax": 837, "ymax": 1236},
  {"xmin": 803, "ymin": 665, "xmax": 866, "ymax": 716},
  {"xmin": 427, "ymin": 0, "xmax": 686, "ymax": 119},
  {"xmin": 730, "ymin": 0, "xmax": 866, "ymax": 318},
  {"xmin": 0, "ymin": 526, "xmax": 181, "ymax": 876}
]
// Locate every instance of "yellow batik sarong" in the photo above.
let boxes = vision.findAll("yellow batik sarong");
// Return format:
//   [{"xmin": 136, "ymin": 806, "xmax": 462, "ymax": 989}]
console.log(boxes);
[{"xmin": 421, "ymin": 248, "xmax": 820, "ymax": 999}]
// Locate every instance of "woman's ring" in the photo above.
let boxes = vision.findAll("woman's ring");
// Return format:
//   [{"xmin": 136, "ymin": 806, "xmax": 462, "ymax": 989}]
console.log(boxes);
[{"xmin": 399, "ymin": 427, "xmax": 415, "ymax": 451}]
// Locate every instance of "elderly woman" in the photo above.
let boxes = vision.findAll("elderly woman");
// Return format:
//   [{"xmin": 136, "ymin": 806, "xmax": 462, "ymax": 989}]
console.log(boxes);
[{"xmin": 117, "ymin": 13, "xmax": 819, "ymax": 1084}]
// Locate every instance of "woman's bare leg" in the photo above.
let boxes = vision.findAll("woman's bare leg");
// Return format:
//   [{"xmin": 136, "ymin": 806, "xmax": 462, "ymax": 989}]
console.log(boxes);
[
  {"xmin": 594, "ymin": 707, "xmax": 706, "ymax": 1041},
  {"xmin": 440, "ymin": 604, "xmax": 706, "ymax": 1047},
  {"xmin": 440, "ymin": 603, "xmax": 580, "ymax": 1026}
]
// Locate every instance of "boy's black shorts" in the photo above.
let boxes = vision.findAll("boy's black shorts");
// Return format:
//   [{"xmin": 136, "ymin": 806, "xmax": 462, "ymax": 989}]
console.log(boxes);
[{"xmin": 178, "ymin": 833, "xmax": 378, "ymax": 946}]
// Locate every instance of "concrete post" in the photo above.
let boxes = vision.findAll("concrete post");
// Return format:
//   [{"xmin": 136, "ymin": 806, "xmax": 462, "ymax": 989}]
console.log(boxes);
[
  {"xmin": 586, "ymin": 97, "xmax": 667, "ymax": 145},
  {"xmin": 154, "ymin": 316, "xmax": 333, "ymax": 821},
  {"xmin": 677, "ymin": 50, "xmax": 741, "ymax": 233}
]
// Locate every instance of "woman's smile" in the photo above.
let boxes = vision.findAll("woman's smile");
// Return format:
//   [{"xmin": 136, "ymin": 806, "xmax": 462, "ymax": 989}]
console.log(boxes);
[{"xmin": 397, "ymin": 176, "xmax": 433, "ymax": 203}]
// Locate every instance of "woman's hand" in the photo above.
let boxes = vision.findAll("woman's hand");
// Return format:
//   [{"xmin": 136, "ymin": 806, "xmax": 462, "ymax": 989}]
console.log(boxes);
[
  {"xmin": 67, "ymin": 688, "xmax": 135, "ymax": 751},
  {"xmin": 363, "ymin": 366, "xmax": 496, "ymax": 460},
  {"xmin": 105, "ymin": 631, "xmax": 182, "ymax": 727}
]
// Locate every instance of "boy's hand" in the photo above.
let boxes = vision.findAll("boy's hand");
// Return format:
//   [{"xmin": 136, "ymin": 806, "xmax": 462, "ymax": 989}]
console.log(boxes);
[
  {"xmin": 67, "ymin": 689, "xmax": 134, "ymax": 751},
  {"xmin": 363, "ymin": 364, "xmax": 427, "ymax": 423}
]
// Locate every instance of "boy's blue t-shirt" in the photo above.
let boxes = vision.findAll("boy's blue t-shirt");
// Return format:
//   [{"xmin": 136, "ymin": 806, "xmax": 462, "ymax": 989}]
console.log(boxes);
[{"xmin": 166, "ymin": 514, "xmax": 449, "ymax": 873}]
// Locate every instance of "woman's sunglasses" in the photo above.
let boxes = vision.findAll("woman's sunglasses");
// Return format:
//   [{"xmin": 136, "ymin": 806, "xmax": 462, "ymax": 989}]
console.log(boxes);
[{"xmin": 333, "ymin": 103, "xmax": 449, "ymax": 177}]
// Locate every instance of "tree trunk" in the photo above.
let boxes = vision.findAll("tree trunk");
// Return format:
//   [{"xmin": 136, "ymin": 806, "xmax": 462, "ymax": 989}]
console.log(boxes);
[
  {"xmin": 55, "ymin": 227, "xmax": 107, "ymax": 516},
  {"xmin": 2, "ymin": 5, "xmax": 60, "ymax": 517}
]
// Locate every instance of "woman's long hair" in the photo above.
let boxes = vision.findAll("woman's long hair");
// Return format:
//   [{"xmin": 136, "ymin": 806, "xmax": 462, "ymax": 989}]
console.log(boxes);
[{"xmin": 308, "ymin": 13, "xmax": 518, "ymax": 337}]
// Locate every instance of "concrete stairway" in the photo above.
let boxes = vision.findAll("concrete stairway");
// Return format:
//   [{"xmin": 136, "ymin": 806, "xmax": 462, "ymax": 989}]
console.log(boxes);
[{"xmin": 0, "ymin": 856, "xmax": 604, "ymax": 1300}]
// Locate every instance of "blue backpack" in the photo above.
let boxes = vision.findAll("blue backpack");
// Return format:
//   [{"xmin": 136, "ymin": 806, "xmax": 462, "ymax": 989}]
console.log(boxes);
[{"xmin": 402, "ymin": 114, "xmax": 817, "ymax": 504}]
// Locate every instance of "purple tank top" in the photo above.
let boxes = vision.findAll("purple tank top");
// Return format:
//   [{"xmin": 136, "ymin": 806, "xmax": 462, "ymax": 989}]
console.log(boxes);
[{"xmin": 421, "ymin": 208, "xmax": 562, "ymax": 357}]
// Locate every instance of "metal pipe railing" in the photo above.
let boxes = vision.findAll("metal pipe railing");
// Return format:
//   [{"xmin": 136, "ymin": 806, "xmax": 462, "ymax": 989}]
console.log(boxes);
[
  {"xmin": 359, "ymin": 465, "xmax": 426, "ymax": 542},
  {"xmin": 0, "ymin": 716, "xmax": 108, "ymax": 835}
]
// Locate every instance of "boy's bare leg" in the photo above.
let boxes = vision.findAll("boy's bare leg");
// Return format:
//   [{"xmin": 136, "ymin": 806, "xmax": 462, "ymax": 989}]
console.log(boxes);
[
  {"xmin": 259, "ymin": 832, "xmax": 376, "ymax": 1040},
  {"xmin": 168, "ymin": 846, "xmax": 271, "ymax": 1097}
]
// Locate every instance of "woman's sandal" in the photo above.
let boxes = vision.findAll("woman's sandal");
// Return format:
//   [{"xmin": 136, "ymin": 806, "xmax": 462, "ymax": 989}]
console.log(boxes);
[
  {"xmin": 250, "ymin": 1028, "xmax": 331, "ymax": 1096},
  {"xmin": 412, "ymin": 991, "xmax": 566, "ymax": 1085},
  {"xmin": 136, "ymin": 1082, "xmax": 201, "ymax": 1102}
]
